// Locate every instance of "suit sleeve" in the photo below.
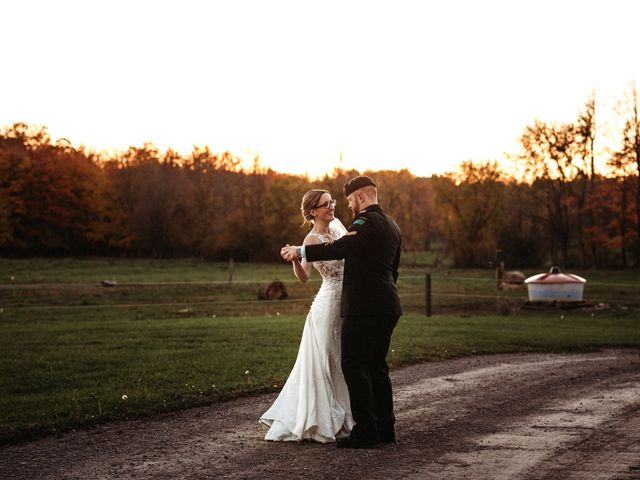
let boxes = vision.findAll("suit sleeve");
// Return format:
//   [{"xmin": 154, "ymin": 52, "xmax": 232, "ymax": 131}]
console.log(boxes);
[{"xmin": 304, "ymin": 215, "xmax": 372, "ymax": 262}]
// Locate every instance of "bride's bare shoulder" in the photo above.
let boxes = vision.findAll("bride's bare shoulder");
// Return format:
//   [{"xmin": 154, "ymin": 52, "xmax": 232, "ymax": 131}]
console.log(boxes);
[{"xmin": 303, "ymin": 232, "xmax": 322, "ymax": 246}]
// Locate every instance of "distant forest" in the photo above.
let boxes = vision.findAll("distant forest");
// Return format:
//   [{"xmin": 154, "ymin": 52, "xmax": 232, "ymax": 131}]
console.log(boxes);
[{"xmin": 1, "ymin": 87, "xmax": 639, "ymax": 268}]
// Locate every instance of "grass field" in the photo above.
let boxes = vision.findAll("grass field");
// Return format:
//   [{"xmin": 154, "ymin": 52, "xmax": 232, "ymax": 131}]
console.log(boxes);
[{"xmin": 1, "ymin": 257, "xmax": 639, "ymax": 444}]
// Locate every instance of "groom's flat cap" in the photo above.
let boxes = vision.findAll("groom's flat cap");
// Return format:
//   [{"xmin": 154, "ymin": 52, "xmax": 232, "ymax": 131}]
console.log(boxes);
[{"xmin": 344, "ymin": 176, "xmax": 377, "ymax": 197}]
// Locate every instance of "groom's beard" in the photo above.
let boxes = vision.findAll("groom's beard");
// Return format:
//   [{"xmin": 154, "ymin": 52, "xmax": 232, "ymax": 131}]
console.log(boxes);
[{"xmin": 349, "ymin": 203, "xmax": 359, "ymax": 218}]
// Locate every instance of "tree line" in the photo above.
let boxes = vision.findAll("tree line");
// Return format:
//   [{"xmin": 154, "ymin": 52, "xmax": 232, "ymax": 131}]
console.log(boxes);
[{"xmin": 1, "ymin": 86, "xmax": 638, "ymax": 268}]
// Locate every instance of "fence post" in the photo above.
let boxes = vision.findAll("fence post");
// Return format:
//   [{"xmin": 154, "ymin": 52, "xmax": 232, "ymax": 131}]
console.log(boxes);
[
  {"xmin": 495, "ymin": 249, "xmax": 505, "ymax": 290},
  {"xmin": 425, "ymin": 273, "xmax": 432, "ymax": 317},
  {"xmin": 228, "ymin": 257, "xmax": 234, "ymax": 284}
]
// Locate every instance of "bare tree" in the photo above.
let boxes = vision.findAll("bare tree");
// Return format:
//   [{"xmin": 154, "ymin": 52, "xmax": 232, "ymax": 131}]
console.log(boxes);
[
  {"xmin": 575, "ymin": 92, "xmax": 599, "ymax": 267},
  {"xmin": 518, "ymin": 119, "xmax": 584, "ymax": 266}
]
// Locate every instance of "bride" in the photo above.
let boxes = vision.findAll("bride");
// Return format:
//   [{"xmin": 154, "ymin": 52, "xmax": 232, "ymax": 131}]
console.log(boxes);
[{"xmin": 259, "ymin": 189, "xmax": 354, "ymax": 442}]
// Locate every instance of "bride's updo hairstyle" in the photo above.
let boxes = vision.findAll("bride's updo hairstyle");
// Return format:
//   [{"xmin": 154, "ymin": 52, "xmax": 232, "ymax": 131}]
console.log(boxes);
[{"xmin": 301, "ymin": 189, "xmax": 330, "ymax": 226}]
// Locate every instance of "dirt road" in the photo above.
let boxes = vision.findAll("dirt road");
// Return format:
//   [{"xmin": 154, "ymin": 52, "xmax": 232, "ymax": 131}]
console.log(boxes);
[{"xmin": 2, "ymin": 349, "xmax": 639, "ymax": 480}]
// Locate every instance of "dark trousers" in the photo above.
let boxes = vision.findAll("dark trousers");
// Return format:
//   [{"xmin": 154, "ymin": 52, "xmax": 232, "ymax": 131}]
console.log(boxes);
[{"xmin": 341, "ymin": 314, "xmax": 399, "ymax": 440}]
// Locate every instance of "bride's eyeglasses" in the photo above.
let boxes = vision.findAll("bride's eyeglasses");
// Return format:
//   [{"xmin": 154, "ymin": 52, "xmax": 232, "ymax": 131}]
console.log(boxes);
[{"xmin": 314, "ymin": 199, "xmax": 337, "ymax": 209}]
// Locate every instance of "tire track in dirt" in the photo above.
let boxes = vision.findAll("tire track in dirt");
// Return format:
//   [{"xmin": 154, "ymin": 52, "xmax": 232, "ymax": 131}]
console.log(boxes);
[
  {"xmin": 1, "ymin": 349, "xmax": 639, "ymax": 480},
  {"xmin": 527, "ymin": 405, "xmax": 640, "ymax": 480},
  {"xmin": 411, "ymin": 375, "xmax": 640, "ymax": 479}
]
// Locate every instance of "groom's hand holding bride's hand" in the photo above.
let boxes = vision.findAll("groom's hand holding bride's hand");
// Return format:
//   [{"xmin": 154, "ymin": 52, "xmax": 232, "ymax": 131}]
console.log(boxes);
[{"xmin": 280, "ymin": 244, "xmax": 299, "ymax": 262}]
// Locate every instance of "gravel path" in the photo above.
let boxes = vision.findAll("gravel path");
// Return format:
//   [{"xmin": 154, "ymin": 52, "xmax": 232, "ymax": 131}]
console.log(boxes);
[{"xmin": 2, "ymin": 349, "xmax": 639, "ymax": 480}]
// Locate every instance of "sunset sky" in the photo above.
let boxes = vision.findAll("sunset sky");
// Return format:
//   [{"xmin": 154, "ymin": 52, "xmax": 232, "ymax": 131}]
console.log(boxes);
[{"xmin": 2, "ymin": 0, "xmax": 640, "ymax": 178}]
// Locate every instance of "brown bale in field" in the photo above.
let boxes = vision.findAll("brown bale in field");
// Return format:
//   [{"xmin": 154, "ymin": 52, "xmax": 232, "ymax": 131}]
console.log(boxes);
[
  {"xmin": 258, "ymin": 280, "xmax": 288, "ymax": 300},
  {"xmin": 503, "ymin": 271, "xmax": 525, "ymax": 284},
  {"xmin": 498, "ymin": 271, "xmax": 526, "ymax": 291}
]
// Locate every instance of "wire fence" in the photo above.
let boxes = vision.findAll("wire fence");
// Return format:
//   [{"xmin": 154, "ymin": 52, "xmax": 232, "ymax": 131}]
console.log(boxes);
[{"xmin": 3, "ymin": 272, "xmax": 639, "ymax": 318}]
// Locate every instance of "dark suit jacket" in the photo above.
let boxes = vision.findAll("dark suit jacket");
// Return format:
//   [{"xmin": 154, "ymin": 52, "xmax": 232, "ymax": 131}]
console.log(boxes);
[{"xmin": 304, "ymin": 204, "xmax": 402, "ymax": 317}]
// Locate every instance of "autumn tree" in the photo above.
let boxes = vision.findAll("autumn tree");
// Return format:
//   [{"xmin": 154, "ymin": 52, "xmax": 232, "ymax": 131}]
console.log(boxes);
[
  {"xmin": 496, "ymin": 180, "xmax": 547, "ymax": 267},
  {"xmin": 584, "ymin": 177, "xmax": 634, "ymax": 267},
  {"xmin": 0, "ymin": 124, "xmax": 31, "ymax": 248},
  {"xmin": 609, "ymin": 81, "xmax": 640, "ymax": 266},
  {"xmin": 0, "ymin": 123, "xmax": 107, "ymax": 253},
  {"xmin": 261, "ymin": 173, "xmax": 311, "ymax": 258},
  {"xmin": 433, "ymin": 161, "xmax": 505, "ymax": 267},
  {"xmin": 180, "ymin": 147, "xmax": 241, "ymax": 258},
  {"xmin": 216, "ymin": 158, "xmax": 270, "ymax": 260}
]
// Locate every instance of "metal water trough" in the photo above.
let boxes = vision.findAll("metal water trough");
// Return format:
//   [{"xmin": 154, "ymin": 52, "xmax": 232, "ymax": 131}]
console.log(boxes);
[{"xmin": 524, "ymin": 266, "xmax": 586, "ymax": 302}]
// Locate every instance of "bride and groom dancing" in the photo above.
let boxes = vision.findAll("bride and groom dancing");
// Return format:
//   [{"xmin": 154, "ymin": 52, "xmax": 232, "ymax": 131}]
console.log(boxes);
[{"xmin": 259, "ymin": 176, "xmax": 402, "ymax": 449}]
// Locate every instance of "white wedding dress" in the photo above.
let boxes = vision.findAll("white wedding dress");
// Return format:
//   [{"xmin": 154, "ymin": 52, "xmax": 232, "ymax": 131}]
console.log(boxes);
[{"xmin": 259, "ymin": 221, "xmax": 354, "ymax": 442}]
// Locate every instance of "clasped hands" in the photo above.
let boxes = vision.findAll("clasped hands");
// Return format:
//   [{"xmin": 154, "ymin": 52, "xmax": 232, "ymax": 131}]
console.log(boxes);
[{"xmin": 280, "ymin": 244, "xmax": 300, "ymax": 262}]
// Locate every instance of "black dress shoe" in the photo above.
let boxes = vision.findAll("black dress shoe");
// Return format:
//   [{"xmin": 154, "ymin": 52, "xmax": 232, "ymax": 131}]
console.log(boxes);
[{"xmin": 336, "ymin": 436, "xmax": 380, "ymax": 449}]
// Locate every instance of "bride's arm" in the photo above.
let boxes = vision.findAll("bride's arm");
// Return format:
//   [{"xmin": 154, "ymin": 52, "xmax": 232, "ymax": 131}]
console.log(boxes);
[{"xmin": 291, "ymin": 234, "xmax": 320, "ymax": 283}]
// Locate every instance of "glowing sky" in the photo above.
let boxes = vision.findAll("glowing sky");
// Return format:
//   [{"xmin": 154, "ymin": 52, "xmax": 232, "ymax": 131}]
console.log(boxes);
[{"xmin": 2, "ymin": 0, "xmax": 639, "ymax": 178}]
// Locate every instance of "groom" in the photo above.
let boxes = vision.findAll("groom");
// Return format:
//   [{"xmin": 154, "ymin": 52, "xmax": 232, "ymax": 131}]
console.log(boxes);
[{"xmin": 281, "ymin": 176, "xmax": 402, "ymax": 448}]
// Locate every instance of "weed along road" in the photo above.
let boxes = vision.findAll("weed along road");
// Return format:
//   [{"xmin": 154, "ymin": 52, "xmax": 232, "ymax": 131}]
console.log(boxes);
[{"xmin": 1, "ymin": 349, "xmax": 639, "ymax": 479}]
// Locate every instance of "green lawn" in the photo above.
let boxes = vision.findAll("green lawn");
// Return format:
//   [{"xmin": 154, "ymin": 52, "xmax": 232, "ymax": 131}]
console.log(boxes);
[
  {"xmin": 0, "ymin": 257, "xmax": 292, "ymax": 284},
  {"xmin": 1, "ymin": 307, "xmax": 639, "ymax": 444}
]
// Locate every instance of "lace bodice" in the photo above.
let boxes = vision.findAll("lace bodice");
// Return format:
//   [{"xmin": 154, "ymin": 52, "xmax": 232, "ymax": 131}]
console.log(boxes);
[{"xmin": 309, "ymin": 229, "xmax": 344, "ymax": 285}]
